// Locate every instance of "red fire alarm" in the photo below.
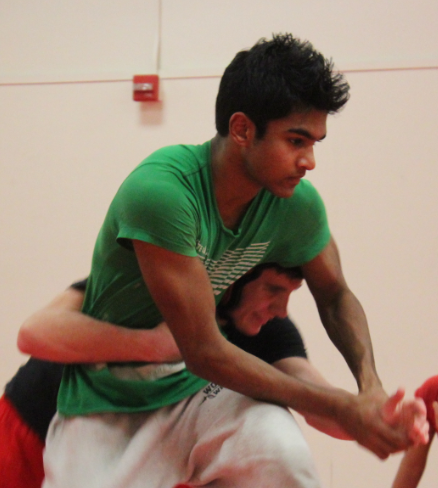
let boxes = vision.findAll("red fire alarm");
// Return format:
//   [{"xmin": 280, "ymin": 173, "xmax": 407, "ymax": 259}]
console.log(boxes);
[{"xmin": 133, "ymin": 75, "xmax": 159, "ymax": 102}]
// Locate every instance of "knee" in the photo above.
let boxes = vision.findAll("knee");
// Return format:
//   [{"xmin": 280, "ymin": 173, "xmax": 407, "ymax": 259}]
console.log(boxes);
[
  {"xmin": 187, "ymin": 396, "xmax": 321, "ymax": 487},
  {"xmin": 236, "ymin": 403, "xmax": 319, "ymax": 481},
  {"xmin": 244, "ymin": 403, "xmax": 310, "ymax": 453}
]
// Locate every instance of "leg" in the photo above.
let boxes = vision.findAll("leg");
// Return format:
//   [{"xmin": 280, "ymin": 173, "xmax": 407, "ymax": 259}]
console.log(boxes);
[
  {"xmin": 183, "ymin": 385, "xmax": 322, "ymax": 488},
  {"xmin": 43, "ymin": 400, "xmax": 200, "ymax": 488},
  {"xmin": 0, "ymin": 395, "xmax": 45, "ymax": 488},
  {"xmin": 43, "ymin": 386, "xmax": 321, "ymax": 488}
]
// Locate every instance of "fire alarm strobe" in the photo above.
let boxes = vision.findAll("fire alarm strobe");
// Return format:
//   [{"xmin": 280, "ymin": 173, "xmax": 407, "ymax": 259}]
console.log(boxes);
[{"xmin": 133, "ymin": 75, "xmax": 159, "ymax": 101}]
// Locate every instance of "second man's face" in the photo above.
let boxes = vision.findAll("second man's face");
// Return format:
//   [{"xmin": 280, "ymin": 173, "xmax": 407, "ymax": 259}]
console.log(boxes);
[{"xmin": 230, "ymin": 268, "xmax": 302, "ymax": 336}]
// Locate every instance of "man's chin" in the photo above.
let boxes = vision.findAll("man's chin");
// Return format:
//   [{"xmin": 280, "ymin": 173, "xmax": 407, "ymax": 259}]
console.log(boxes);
[
  {"xmin": 245, "ymin": 325, "xmax": 263, "ymax": 336},
  {"xmin": 269, "ymin": 184, "xmax": 298, "ymax": 199}
]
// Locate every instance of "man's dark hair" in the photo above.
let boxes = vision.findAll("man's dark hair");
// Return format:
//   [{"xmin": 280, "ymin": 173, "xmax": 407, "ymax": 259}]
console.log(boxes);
[
  {"xmin": 216, "ymin": 262, "xmax": 303, "ymax": 323},
  {"xmin": 215, "ymin": 33, "xmax": 350, "ymax": 138}
]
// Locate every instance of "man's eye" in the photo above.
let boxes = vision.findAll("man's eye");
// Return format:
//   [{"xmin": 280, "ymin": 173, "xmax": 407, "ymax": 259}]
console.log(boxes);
[
  {"xmin": 290, "ymin": 138, "xmax": 304, "ymax": 147},
  {"xmin": 267, "ymin": 285, "xmax": 281, "ymax": 294}
]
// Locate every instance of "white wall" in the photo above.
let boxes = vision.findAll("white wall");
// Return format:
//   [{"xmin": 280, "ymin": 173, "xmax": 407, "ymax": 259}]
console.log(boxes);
[
  {"xmin": 1, "ymin": 1, "xmax": 437, "ymax": 487},
  {"xmin": 289, "ymin": 67, "xmax": 438, "ymax": 487}
]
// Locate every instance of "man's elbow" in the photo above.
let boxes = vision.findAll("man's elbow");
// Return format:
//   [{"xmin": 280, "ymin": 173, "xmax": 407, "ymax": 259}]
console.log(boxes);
[
  {"xmin": 16, "ymin": 314, "xmax": 45, "ymax": 356},
  {"xmin": 16, "ymin": 321, "xmax": 34, "ymax": 355}
]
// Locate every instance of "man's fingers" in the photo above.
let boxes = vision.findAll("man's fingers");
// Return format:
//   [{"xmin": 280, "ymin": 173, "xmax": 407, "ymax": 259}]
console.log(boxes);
[
  {"xmin": 381, "ymin": 387, "xmax": 405, "ymax": 423},
  {"xmin": 360, "ymin": 429, "xmax": 404, "ymax": 459},
  {"xmin": 344, "ymin": 387, "xmax": 427, "ymax": 459},
  {"xmin": 410, "ymin": 418, "xmax": 429, "ymax": 445},
  {"xmin": 406, "ymin": 398, "xmax": 427, "ymax": 417}
]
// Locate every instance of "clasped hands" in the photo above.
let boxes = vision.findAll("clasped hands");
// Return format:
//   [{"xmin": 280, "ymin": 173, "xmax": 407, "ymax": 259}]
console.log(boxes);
[{"xmin": 382, "ymin": 387, "xmax": 429, "ymax": 446}]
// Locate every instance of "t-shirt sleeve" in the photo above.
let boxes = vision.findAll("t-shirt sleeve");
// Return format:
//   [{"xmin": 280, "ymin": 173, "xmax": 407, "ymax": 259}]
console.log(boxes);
[
  {"xmin": 112, "ymin": 164, "xmax": 199, "ymax": 257},
  {"xmin": 415, "ymin": 375, "xmax": 438, "ymax": 432},
  {"xmin": 294, "ymin": 181, "xmax": 331, "ymax": 264},
  {"xmin": 70, "ymin": 278, "xmax": 88, "ymax": 292},
  {"xmin": 226, "ymin": 317, "xmax": 307, "ymax": 364}
]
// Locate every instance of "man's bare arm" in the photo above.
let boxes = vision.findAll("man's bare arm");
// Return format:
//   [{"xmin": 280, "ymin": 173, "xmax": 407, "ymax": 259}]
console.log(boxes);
[
  {"xmin": 302, "ymin": 236, "xmax": 428, "ymax": 447},
  {"xmin": 133, "ymin": 239, "xmax": 425, "ymax": 459},
  {"xmin": 17, "ymin": 287, "xmax": 181, "ymax": 363},
  {"xmin": 392, "ymin": 433, "xmax": 433, "ymax": 488},
  {"xmin": 302, "ymin": 236, "xmax": 379, "ymax": 391},
  {"xmin": 275, "ymin": 357, "xmax": 427, "ymax": 445},
  {"xmin": 274, "ymin": 356, "xmax": 353, "ymax": 440}
]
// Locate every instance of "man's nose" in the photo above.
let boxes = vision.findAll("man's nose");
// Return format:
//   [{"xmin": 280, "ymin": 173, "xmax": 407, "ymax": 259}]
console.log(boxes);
[
  {"xmin": 270, "ymin": 299, "xmax": 288, "ymax": 318},
  {"xmin": 297, "ymin": 147, "xmax": 316, "ymax": 171}
]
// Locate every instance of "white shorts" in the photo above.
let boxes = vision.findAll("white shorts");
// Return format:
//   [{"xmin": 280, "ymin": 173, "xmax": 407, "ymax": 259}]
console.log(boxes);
[{"xmin": 43, "ymin": 384, "xmax": 322, "ymax": 488}]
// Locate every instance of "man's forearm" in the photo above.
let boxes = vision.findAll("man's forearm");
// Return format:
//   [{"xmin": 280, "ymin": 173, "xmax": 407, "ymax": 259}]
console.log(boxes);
[
  {"xmin": 188, "ymin": 333, "xmax": 351, "ymax": 415},
  {"xmin": 392, "ymin": 441, "xmax": 431, "ymax": 488},
  {"xmin": 273, "ymin": 357, "xmax": 353, "ymax": 439},
  {"xmin": 316, "ymin": 286, "xmax": 381, "ymax": 391},
  {"xmin": 302, "ymin": 237, "xmax": 381, "ymax": 392},
  {"xmin": 17, "ymin": 289, "xmax": 180, "ymax": 363},
  {"xmin": 185, "ymin": 338, "xmax": 422, "ymax": 457}
]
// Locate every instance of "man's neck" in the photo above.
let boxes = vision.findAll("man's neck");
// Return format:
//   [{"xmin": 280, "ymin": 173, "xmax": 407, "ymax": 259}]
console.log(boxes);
[{"xmin": 210, "ymin": 134, "xmax": 260, "ymax": 230}]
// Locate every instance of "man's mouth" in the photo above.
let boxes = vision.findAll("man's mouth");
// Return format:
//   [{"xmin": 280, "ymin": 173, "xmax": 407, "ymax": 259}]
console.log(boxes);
[{"xmin": 285, "ymin": 176, "xmax": 303, "ymax": 186}]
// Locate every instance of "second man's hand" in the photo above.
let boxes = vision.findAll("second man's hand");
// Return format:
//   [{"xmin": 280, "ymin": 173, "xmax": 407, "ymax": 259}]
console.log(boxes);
[{"xmin": 336, "ymin": 386, "xmax": 428, "ymax": 459}]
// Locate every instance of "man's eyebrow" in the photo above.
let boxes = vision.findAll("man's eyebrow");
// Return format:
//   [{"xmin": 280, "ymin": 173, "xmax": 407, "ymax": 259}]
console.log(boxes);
[
  {"xmin": 267, "ymin": 284, "xmax": 289, "ymax": 293},
  {"xmin": 287, "ymin": 128, "xmax": 326, "ymax": 142}
]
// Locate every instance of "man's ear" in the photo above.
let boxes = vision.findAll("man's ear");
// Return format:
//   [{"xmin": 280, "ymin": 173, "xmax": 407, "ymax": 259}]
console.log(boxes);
[{"xmin": 228, "ymin": 112, "xmax": 256, "ymax": 147}]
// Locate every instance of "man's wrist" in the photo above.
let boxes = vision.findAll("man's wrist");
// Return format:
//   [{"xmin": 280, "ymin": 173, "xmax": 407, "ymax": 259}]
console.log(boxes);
[{"xmin": 357, "ymin": 368, "xmax": 383, "ymax": 393}]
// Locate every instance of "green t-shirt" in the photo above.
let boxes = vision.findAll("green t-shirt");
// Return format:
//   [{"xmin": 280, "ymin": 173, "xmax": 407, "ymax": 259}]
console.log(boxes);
[{"xmin": 58, "ymin": 140, "xmax": 330, "ymax": 415}]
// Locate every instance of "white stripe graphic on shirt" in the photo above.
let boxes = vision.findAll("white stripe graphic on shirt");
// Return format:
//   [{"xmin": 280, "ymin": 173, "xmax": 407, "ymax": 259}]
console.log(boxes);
[{"xmin": 197, "ymin": 242, "xmax": 270, "ymax": 295}]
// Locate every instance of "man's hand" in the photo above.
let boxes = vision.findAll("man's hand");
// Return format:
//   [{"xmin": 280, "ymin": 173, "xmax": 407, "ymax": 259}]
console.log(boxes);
[
  {"xmin": 337, "ymin": 386, "xmax": 428, "ymax": 459},
  {"xmin": 151, "ymin": 322, "xmax": 183, "ymax": 362},
  {"xmin": 382, "ymin": 388, "xmax": 429, "ymax": 446}
]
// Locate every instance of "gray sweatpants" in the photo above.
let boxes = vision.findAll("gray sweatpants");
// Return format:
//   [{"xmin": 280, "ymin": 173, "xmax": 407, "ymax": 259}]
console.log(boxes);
[{"xmin": 43, "ymin": 384, "xmax": 322, "ymax": 488}]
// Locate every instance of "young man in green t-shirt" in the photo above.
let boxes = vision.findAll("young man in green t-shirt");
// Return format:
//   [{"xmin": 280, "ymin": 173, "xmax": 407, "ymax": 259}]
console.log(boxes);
[{"xmin": 39, "ymin": 34, "xmax": 427, "ymax": 488}]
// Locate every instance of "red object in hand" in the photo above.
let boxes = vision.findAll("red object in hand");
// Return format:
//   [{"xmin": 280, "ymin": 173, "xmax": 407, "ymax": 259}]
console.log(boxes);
[{"xmin": 133, "ymin": 75, "xmax": 159, "ymax": 101}]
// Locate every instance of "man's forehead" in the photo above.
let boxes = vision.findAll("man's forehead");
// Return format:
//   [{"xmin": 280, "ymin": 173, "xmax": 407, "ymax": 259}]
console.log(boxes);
[
  {"xmin": 261, "ymin": 268, "xmax": 303, "ymax": 285},
  {"xmin": 270, "ymin": 109, "xmax": 328, "ymax": 140}
]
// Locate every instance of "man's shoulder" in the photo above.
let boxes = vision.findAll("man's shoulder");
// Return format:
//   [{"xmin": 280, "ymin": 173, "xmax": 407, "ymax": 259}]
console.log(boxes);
[
  {"xmin": 135, "ymin": 141, "xmax": 211, "ymax": 177},
  {"xmin": 114, "ymin": 141, "xmax": 212, "ymax": 205}
]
